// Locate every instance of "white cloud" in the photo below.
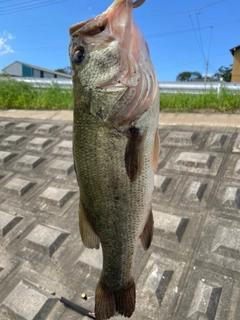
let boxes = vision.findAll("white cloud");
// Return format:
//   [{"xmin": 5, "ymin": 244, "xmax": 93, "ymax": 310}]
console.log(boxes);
[{"xmin": 0, "ymin": 31, "xmax": 14, "ymax": 56}]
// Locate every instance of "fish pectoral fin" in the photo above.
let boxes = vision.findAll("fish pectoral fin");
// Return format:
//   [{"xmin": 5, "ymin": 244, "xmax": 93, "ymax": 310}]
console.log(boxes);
[
  {"xmin": 95, "ymin": 278, "xmax": 135, "ymax": 320},
  {"xmin": 79, "ymin": 200, "xmax": 100, "ymax": 249},
  {"xmin": 125, "ymin": 127, "xmax": 146, "ymax": 182},
  {"xmin": 139, "ymin": 208, "xmax": 154, "ymax": 251},
  {"xmin": 153, "ymin": 129, "xmax": 160, "ymax": 172}
]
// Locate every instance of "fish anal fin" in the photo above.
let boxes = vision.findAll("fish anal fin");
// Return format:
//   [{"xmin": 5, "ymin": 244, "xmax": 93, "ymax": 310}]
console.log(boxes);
[
  {"xmin": 125, "ymin": 127, "xmax": 146, "ymax": 182},
  {"xmin": 153, "ymin": 129, "xmax": 160, "ymax": 172},
  {"xmin": 95, "ymin": 278, "xmax": 136, "ymax": 320},
  {"xmin": 139, "ymin": 209, "xmax": 154, "ymax": 251},
  {"xmin": 79, "ymin": 200, "xmax": 100, "ymax": 249}
]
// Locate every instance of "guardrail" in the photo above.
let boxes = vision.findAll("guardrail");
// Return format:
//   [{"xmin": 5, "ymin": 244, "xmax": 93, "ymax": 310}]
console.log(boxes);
[{"xmin": 2, "ymin": 77, "xmax": 240, "ymax": 94}]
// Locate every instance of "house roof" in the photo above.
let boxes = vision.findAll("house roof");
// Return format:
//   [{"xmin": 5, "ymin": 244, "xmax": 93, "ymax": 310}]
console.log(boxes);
[
  {"xmin": 2, "ymin": 60, "xmax": 72, "ymax": 78},
  {"xmin": 230, "ymin": 45, "xmax": 240, "ymax": 56}
]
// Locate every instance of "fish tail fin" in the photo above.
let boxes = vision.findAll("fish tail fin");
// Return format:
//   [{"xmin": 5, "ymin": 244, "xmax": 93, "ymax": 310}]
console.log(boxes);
[
  {"xmin": 95, "ymin": 278, "xmax": 136, "ymax": 320},
  {"xmin": 139, "ymin": 208, "xmax": 154, "ymax": 251},
  {"xmin": 79, "ymin": 200, "xmax": 100, "ymax": 249}
]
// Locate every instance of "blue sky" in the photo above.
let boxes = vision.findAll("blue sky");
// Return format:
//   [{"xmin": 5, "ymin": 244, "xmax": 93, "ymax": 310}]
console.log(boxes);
[{"xmin": 0, "ymin": 0, "xmax": 239, "ymax": 81}]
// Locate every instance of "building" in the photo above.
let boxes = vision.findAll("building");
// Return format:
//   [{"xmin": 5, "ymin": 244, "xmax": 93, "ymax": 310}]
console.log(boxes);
[
  {"xmin": 2, "ymin": 61, "xmax": 72, "ymax": 79},
  {"xmin": 230, "ymin": 45, "xmax": 240, "ymax": 82}
]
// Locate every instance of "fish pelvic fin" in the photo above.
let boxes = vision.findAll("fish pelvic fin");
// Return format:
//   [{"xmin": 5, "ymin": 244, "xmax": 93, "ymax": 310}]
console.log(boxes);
[
  {"xmin": 79, "ymin": 200, "xmax": 100, "ymax": 249},
  {"xmin": 95, "ymin": 278, "xmax": 136, "ymax": 320},
  {"xmin": 125, "ymin": 126, "xmax": 146, "ymax": 182},
  {"xmin": 139, "ymin": 208, "xmax": 154, "ymax": 251},
  {"xmin": 153, "ymin": 129, "xmax": 160, "ymax": 172}
]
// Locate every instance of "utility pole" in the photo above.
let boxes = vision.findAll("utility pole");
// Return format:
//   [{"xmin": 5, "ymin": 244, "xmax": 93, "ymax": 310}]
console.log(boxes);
[{"xmin": 204, "ymin": 60, "xmax": 209, "ymax": 83}]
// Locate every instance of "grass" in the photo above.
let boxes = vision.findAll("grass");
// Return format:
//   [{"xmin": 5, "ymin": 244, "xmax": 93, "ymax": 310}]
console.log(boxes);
[
  {"xmin": 0, "ymin": 77, "xmax": 73, "ymax": 110},
  {"xmin": 1, "ymin": 77, "xmax": 240, "ymax": 112},
  {"xmin": 161, "ymin": 89, "xmax": 240, "ymax": 113}
]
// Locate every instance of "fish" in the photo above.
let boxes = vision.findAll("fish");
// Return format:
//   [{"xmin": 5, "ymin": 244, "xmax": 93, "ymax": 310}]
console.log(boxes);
[{"xmin": 68, "ymin": 0, "xmax": 160, "ymax": 319}]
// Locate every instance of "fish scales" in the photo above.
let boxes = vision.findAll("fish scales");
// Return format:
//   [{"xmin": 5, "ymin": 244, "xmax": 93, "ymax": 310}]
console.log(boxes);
[
  {"xmin": 69, "ymin": 0, "xmax": 160, "ymax": 319},
  {"xmin": 73, "ymin": 96, "xmax": 158, "ymax": 272}
]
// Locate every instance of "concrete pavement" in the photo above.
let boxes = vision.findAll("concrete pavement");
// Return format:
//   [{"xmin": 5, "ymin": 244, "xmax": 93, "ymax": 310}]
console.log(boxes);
[
  {"xmin": 0, "ymin": 111, "xmax": 240, "ymax": 319},
  {"xmin": 1, "ymin": 110, "xmax": 240, "ymax": 127}
]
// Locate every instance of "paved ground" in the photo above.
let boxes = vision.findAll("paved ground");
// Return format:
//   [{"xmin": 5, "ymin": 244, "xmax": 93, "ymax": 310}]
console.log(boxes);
[{"xmin": 0, "ymin": 112, "xmax": 240, "ymax": 320}]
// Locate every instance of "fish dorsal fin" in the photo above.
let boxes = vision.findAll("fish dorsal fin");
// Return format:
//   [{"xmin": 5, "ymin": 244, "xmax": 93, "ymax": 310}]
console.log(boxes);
[{"xmin": 125, "ymin": 127, "xmax": 146, "ymax": 182}]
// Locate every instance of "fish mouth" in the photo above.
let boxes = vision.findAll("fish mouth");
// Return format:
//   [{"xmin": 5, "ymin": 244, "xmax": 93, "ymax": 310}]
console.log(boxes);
[
  {"xmin": 69, "ymin": 15, "xmax": 108, "ymax": 37},
  {"xmin": 69, "ymin": 0, "xmax": 134, "ymax": 37}
]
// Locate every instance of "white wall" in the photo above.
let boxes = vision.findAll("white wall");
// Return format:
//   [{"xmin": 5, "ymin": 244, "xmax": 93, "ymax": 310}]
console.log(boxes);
[
  {"xmin": 4, "ymin": 62, "xmax": 22, "ymax": 76},
  {"xmin": 33, "ymin": 69, "xmax": 40, "ymax": 77},
  {"xmin": 44, "ymin": 72, "xmax": 54, "ymax": 78}
]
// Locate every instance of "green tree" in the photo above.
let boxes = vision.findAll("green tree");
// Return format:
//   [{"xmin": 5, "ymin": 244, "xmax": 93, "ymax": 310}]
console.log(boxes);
[
  {"xmin": 213, "ymin": 65, "xmax": 232, "ymax": 82},
  {"xmin": 176, "ymin": 71, "xmax": 203, "ymax": 81},
  {"xmin": 54, "ymin": 66, "xmax": 71, "ymax": 75}
]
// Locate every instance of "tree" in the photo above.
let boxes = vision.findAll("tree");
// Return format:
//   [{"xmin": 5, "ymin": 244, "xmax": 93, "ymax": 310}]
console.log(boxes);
[
  {"xmin": 213, "ymin": 65, "xmax": 232, "ymax": 82},
  {"xmin": 54, "ymin": 66, "xmax": 72, "ymax": 75},
  {"xmin": 176, "ymin": 71, "xmax": 203, "ymax": 82}
]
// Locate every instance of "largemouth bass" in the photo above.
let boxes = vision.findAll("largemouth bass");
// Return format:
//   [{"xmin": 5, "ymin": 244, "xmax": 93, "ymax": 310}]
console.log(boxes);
[{"xmin": 69, "ymin": 0, "xmax": 160, "ymax": 319}]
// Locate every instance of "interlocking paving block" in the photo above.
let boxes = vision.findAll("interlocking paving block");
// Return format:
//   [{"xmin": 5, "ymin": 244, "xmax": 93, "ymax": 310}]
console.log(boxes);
[
  {"xmin": 3, "ymin": 178, "xmax": 34, "ymax": 196},
  {"xmin": 205, "ymin": 132, "xmax": 231, "ymax": 150},
  {"xmin": 233, "ymin": 134, "xmax": 240, "ymax": 152},
  {"xmin": 78, "ymin": 247, "xmax": 103, "ymax": 269},
  {"xmin": 186, "ymin": 181, "xmax": 207, "ymax": 201},
  {"xmin": 197, "ymin": 217, "xmax": 240, "ymax": 274},
  {"xmin": 27, "ymin": 137, "xmax": 53, "ymax": 150},
  {"xmin": 39, "ymin": 186, "xmax": 75, "ymax": 207},
  {"xmin": 23, "ymin": 224, "xmax": 69, "ymax": 256},
  {"xmin": 154, "ymin": 175, "xmax": 172, "ymax": 194},
  {"xmin": 1, "ymin": 279, "xmax": 57, "ymax": 319},
  {"xmin": 0, "ymin": 151, "xmax": 16, "ymax": 164},
  {"xmin": 0, "ymin": 267, "xmax": 74, "ymax": 319},
  {"xmin": 211, "ymin": 225, "xmax": 240, "ymax": 259},
  {"xmin": 163, "ymin": 131, "xmax": 198, "ymax": 146},
  {"xmin": 53, "ymin": 140, "xmax": 72, "ymax": 155},
  {"xmin": 177, "ymin": 176, "xmax": 214, "ymax": 208},
  {"xmin": 14, "ymin": 122, "xmax": 35, "ymax": 132},
  {"xmin": 61, "ymin": 125, "xmax": 73, "ymax": 136},
  {"xmin": 176, "ymin": 152, "xmax": 214, "ymax": 168},
  {"xmin": 0, "ymin": 211, "xmax": 22, "ymax": 237},
  {"xmin": 0, "ymin": 253, "xmax": 19, "ymax": 284},
  {"xmin": 48, "ymin": 159, "xmax": 74, "ymax": 176},
  {"xmin": 177, "ymin": 268, "xmax": 233, "ymax": 320},
  {"xmin": 215, "ymin": 181, "xmax": 240, "ymax": 215},
  {"xmin": 224, "ymin": 155, "xmax": 240, "ymax": 180},
  {"xmin": 0, "ymin": 121, "xmax": 14, "ymax": 131},
  {"xmin": 222, "ymin": 187, "xmax": 240, "ymax": 209},
  {"xmin": 2, "ymin": 135, "xmax": 25, "ymax": 146},
  {"xmin": 136, "ymin": 253, "xmax": 184, "ymax": 320},
  {"xmin": 153, "ymin": 210, "xmax": 189, "ymax": 242},
  {"xmin": 34, "ymin": 124, "xmax": 58, "ymax": 134},
  {"xmin": 16, "ymin": 155, "xmax": 44, "ymax": 170},
  {"xmin": 164, "ymin": 150, "xmax": 223, "ymax": 176},
  {"xmin": 188, "ymin": 280, "xmax": 222, "ymax": 319},
  {"xmin": 153, "ymin": 173, "xmax": 182, "ymax": 203},
  {"xmin": 152, "ymin": 205, "xmax": 203, "ymax": 256}
]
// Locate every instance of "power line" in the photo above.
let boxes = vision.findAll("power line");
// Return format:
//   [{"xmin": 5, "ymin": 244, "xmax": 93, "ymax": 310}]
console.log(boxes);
[
  {"xmin": 135, "ymin": 0, "xmax": 227, "ymax": 18},
  {"xmin": 0, "ymin": 0, "xmax": 72, "ymax": 15},
  {"xmin": 207, "ymin": 27, "xmax": 214, "ymax": 60},
  {"xmin": 188, "ymin": 12, "xmax": 206, "ymax": 61},
  {"xmin": 196, "ymin": 12, "xmax": 206, "ymax": 60},
  {"xmin": 158, "ymin": 51, "xmax": 230, "ymax": 71},
  {"xmin": 0, "ymin": 0, "xmax": 40, "ymax": 9}
]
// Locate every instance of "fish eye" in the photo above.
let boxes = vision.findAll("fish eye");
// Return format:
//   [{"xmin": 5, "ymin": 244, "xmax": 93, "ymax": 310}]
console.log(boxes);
[{"xmin": 73, "ymin": 47, "xmax": 85, "ymax": 64}]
